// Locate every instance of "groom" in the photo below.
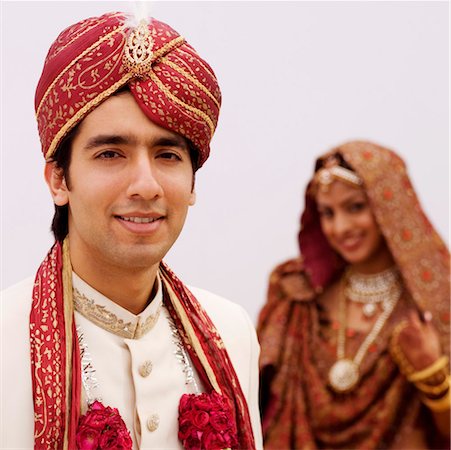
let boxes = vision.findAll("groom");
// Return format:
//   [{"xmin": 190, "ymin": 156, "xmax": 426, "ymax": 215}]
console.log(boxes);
[{"xmin": 1, "ymin": 11, "xmax": 262, "ymax": 449}]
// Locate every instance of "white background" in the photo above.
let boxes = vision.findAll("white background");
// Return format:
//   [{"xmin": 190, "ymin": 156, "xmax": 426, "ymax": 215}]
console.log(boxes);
[{"xmin": 1, "ymin": 1, "xmax": 449, "ymax": 323}]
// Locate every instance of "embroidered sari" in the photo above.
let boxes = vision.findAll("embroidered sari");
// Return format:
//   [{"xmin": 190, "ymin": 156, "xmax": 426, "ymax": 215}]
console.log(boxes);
[{"xmin": 257, "ymin": 141, "xmax": 450, "ymax": 449}]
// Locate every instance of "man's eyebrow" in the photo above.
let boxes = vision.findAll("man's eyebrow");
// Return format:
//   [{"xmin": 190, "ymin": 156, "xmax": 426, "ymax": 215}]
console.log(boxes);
[
  {"xmin": 83, "ymin": 134, "xmax": 188, "ymax": 151},
  {"xmin": 153, "ymin": 136, "xmax": 189, "ymax": 151},
  {"xmin": 84, "ymin": 134, "xmax": 136, "ymax": 150}
]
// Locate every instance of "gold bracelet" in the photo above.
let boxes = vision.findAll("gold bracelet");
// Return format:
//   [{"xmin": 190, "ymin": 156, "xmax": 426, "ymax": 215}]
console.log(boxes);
[
  {"xmin": 408, "ymin": 356, "xmax": 449, "ymax": 383},
  {"xmin": 416, "ymin": 375, "xmax": 450, "ymax": 396},
  {"xmin": 421, "ymin": 389, "xmax": 451, "ymax": 413}
]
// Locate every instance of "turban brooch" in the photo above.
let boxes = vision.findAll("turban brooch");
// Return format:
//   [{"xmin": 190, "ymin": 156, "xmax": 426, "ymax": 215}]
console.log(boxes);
[{"xmin": 35, "ymin": 12, "xmax": 222, "ymax": 167}]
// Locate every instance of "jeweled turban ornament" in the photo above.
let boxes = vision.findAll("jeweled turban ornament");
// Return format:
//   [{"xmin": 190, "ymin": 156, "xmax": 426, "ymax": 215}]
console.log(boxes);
[
  {"xmin": 35, "ymin": 12, "xmax": 222, "ymax": 168},
  {"xmin": 123, "ymin": 19, "xmax": 154, "ymax": 77}
]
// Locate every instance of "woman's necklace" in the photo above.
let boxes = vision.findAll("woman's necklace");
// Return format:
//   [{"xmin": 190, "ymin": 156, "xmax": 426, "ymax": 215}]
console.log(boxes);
[
  {"xmin": 328, "ymin": 269, "xmax": 402, "ymax": 393},
  {"xmin": 345, "ymin": 266, "xmax": 401, "ymax": 318}
]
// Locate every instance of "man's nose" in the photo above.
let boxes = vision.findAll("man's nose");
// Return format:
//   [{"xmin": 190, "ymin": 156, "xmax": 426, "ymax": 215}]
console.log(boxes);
[{"xmin": 126, "ymin": 155, "xmax": 163, "ymax": 200}]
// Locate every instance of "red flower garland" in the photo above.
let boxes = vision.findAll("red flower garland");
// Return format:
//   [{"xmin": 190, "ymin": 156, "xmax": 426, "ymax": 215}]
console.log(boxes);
[
  {"xmin": 76, "ymin": 401, "xmax": 133, "ymax": 450},
  {"xmin": 76, "ymin": 393, "xmax": 238, "ymax": 450},
  {"xmin": 178, "ymin": 392, "xmax": 238, "ymax": 450}
]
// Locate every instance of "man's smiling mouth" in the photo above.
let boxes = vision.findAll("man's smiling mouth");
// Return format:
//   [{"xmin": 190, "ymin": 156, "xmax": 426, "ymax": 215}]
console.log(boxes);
[{"xmin": 117, "ymin": 216, "xmax": 161, "ymax": 224}]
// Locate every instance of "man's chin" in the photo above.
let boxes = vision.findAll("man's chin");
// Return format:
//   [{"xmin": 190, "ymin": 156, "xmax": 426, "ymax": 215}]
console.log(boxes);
[{"xmin": 109, "ymin": 245, "xmax": 168, "ymax": 270}]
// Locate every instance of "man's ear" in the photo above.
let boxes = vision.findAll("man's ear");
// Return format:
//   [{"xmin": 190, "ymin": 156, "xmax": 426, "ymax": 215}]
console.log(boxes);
[
  {"xmin": 189, "ymin": 190, "xmax": 196, "ymax": 206},
  {"xmin": 44, "ymin": 162, "xmax": 69, "ymax": 206}
]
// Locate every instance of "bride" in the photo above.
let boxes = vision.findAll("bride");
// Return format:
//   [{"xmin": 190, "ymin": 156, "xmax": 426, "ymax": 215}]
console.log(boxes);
[{"xmin": 258, "ymin": 141, "xmax": 450, "ymax": 449}]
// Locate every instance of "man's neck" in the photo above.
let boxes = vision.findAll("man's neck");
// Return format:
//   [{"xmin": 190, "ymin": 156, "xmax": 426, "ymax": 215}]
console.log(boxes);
[{"xmin": 71, "ymin": 259, "xmax": 159, "ymax": 315}]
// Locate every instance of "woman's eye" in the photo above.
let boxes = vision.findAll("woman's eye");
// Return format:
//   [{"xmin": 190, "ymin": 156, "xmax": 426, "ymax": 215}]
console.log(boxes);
[
  {"xmin": 318, "ymin": 209, "xmax": 333, "ymax": 218},
  {"xmin": 349, "ymin": 202, "xmax": 366, "ymax": 212}
]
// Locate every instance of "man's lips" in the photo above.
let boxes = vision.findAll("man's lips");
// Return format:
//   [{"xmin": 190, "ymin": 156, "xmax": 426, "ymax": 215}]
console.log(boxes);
[
  {"xmin": 114, "ymin": 213, "xmax": 165, "ymax": 233},
  {"xmin": 115, "ymin": 211, "xmax": 165, "ymax": 220},
  {"xmin": 116, "ymin": 215, "xmax": 161, "ymax": 224}
]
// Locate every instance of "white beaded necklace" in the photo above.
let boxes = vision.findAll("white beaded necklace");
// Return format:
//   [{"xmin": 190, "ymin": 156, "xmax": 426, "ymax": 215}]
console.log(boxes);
[
  {"xmin": 345, "ymin": 266, "xmax": 401, "ymax": 318},
  {"xmin": 328, "ymin": 270, "xmax": 402, "ymax": 393}
]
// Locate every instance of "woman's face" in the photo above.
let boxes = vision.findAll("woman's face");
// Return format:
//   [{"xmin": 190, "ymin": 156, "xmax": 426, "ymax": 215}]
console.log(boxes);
[{"xmin": 316, "ymin": 180, "xmax": 390, "ymax": 270}]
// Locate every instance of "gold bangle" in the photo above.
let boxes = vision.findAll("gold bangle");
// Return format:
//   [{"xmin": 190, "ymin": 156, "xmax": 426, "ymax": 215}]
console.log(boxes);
[
  {"xmin": 416, "ymin": 375, "xmax": 450, "ymax": 396},
  {"xmin": 408, "ymin": 356, "xmax": 449, "ymax": 383},
  {"xmin": 421, "ymin": 389, "xmax": 451, "ymax": 412}
]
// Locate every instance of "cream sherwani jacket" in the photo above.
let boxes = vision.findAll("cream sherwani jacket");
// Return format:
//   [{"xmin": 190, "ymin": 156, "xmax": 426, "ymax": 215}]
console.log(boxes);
[{"xmin": 1, "ymin": 274, "xmax": 263, "ymax": 449}]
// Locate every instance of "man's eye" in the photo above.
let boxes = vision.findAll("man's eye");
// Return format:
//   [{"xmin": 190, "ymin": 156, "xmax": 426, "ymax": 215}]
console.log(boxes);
[
  {"xmin": 158, "ymin": 152, "xmax": 182, "ymax": 161},
  {"xmin": 97, "ymin": 150, "xmax": 121, "ymax": 159}
]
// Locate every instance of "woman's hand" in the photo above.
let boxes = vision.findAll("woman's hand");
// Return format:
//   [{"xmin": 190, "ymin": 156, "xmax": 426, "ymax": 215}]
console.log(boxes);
[
  {"xmin": 395, "ymin": 310, "xmax": 442, "ymax": 371},
  {"xmin": 393, "ymin": 311, "xmax": 450, "ymax": 437}
]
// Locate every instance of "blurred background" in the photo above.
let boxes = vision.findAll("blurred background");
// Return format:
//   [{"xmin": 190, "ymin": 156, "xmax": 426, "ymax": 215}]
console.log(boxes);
[{"xmin": 1, "ymin": 1, "xmax": 449, "ymax": 322}]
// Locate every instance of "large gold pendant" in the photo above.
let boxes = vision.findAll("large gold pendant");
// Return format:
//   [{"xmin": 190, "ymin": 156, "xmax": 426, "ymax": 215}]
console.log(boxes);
[{"xmin": 328, "ymin": 359, "xmax": 359, "ymax": 393}]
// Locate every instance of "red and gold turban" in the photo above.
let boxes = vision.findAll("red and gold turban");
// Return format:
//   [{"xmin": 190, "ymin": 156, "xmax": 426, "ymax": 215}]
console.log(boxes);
[{"xmin": 35, "ymin": 12, "xmax": 221, "ymax": 167}]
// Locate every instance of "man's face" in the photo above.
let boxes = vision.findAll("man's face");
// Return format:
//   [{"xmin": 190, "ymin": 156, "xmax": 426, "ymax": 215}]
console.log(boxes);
[{"xmin": 47, "ymin": 92, "xmax": 195, "ymax": 273}]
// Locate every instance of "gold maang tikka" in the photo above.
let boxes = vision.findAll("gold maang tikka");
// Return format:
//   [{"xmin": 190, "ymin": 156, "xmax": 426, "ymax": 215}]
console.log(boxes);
[{"xmin": 314, "ymin": 156, "xmax": 363, "ymax": 193}]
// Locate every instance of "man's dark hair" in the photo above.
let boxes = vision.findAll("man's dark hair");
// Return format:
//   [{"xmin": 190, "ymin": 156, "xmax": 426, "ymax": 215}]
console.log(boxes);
[
  {"xmin": 50, "ymin": 126, "xmax": 78, "ymax": 242},
  {"xmin": 49, "ymin": 111, "xmax": 199, "ymax": 242}
]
